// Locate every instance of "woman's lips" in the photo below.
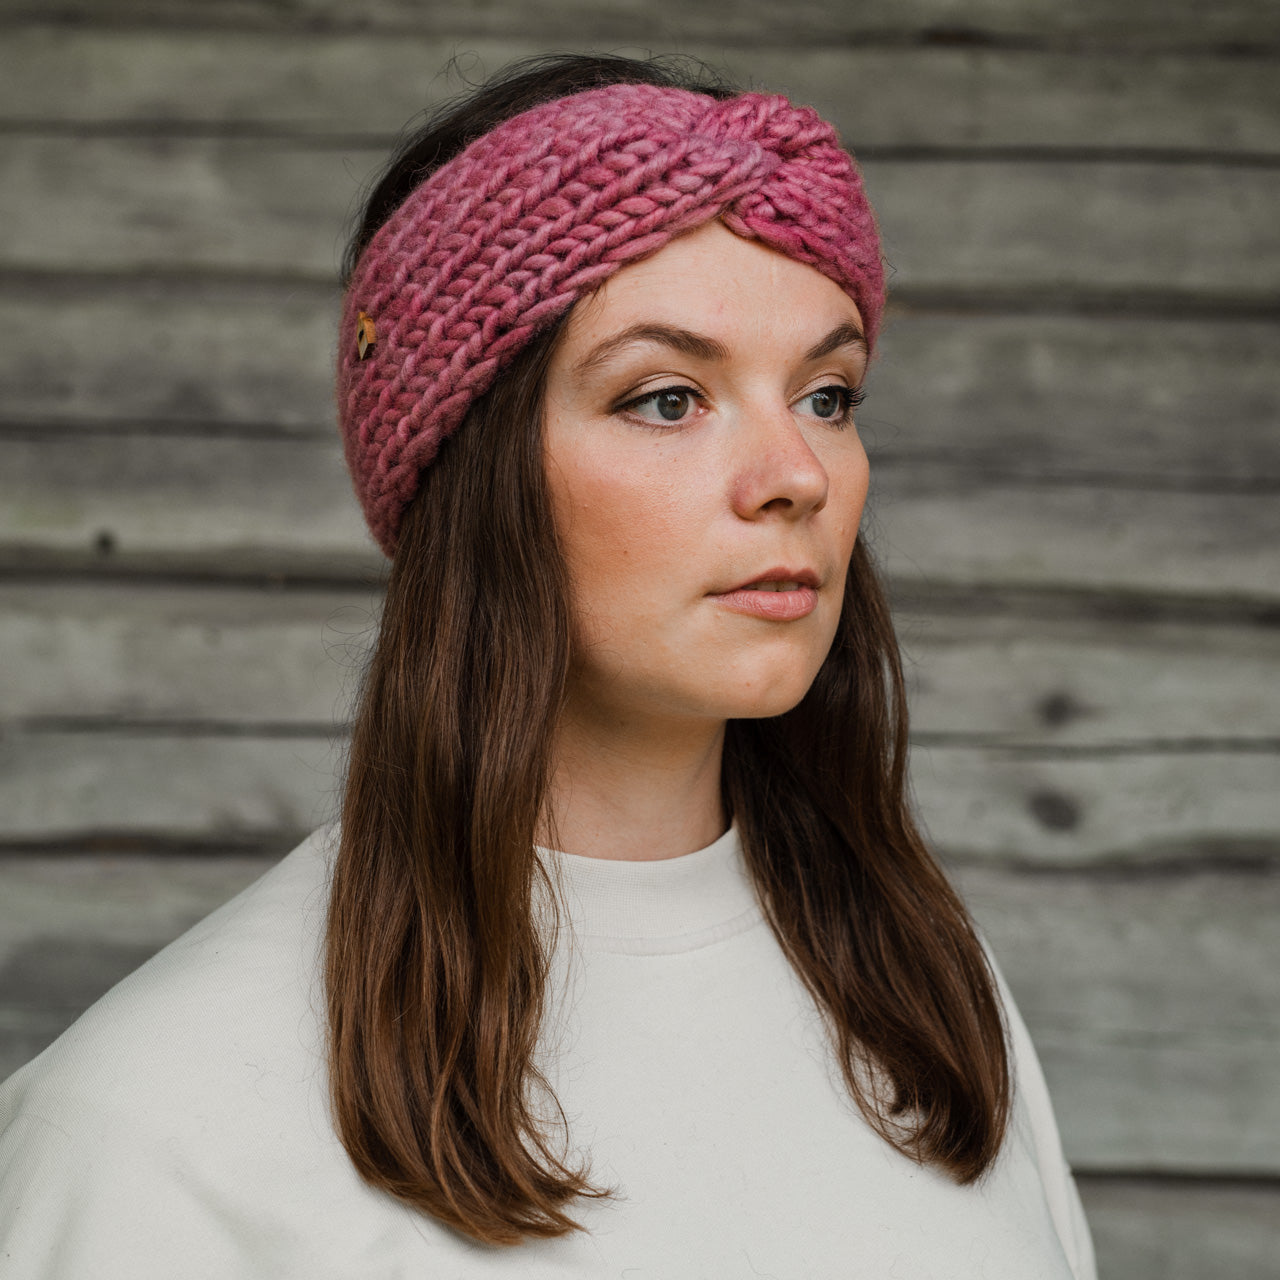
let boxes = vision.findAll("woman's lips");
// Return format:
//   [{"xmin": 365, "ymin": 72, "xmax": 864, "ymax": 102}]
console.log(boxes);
[{"xmin": 711, "ymin": 583, "xmax": 818, "ymax": 621}]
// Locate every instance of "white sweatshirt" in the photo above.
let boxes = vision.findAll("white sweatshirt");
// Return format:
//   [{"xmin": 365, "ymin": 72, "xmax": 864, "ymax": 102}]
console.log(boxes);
[{"xmin": 0, "ymin": 823, "xmax": 1095, "ymax": 1279}]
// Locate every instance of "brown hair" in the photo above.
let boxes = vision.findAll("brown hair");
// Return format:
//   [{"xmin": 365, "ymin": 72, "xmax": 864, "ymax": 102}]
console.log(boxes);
[{"xmin": 326, "ymin": 52, "xmax": 1010, "ymax": 1247}]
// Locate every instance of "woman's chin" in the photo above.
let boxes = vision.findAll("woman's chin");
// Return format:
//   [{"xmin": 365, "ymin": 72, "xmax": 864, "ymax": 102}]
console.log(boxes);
[
  {"xmin": 706, "ymin": 672, "xmax": 821, "ymax": 722},
  {"xmin": 568, "ymin": 641, "xmax": 829, "ymax": 727},
  {"xmin": 727, "ymin": 691, "xmax": 813, "ymax": 721}
]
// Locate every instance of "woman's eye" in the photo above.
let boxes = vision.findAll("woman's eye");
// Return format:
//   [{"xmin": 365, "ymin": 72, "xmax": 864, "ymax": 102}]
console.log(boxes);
[
  {"xmin": 622, "ymin": 387, "xmax": 699, "ymax": 423},
  {"xmin": 799, "ymin": 385, "xmax": 863, "ymax": 421}
]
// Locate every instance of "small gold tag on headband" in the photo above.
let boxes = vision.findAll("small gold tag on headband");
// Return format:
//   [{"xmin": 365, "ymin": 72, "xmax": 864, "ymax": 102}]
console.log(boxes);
[{"xmin": 356, "ymin": 311, "xmax": 377, "ymax": 360}]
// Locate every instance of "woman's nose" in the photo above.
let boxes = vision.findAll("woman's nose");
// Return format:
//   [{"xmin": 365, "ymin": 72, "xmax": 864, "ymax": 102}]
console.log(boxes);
[{"xmin": 729, "ymin": 401, "xmax": 831, "ymax": 521}]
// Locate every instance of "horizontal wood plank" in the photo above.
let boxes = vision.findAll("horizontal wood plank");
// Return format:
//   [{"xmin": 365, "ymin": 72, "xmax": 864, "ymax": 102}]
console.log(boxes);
[
  {"xmin": 746, "ymin": 47, "xmax": 1280, "ymax": 156},
  {"xmin": 2, "ymin": 1, "xmax": 1276, "ymax": 48},
  {"xmin": 4, "ymin": 435, "xmax": 1277, "ymax": 598},
  {"xmin": 5, "ymin": 286, "xmax": 1277, "ymax": 485},
  {"xmin": 0, "ymin": 135, "xmax": 362, "ymax": 281},
  {"xmin": 0, "ymin": 435, "xmax": 379, "ymax": 577},
  {"xmin": 865, "ymin": 314, "xmax": 1280, "ymax": 483},
  {"xmin": 3, "ymin": 584, "xmax": 1278, "ymax": 747},
  {"xmin": 0, "ymin": 732, "xmax": 341, "ymax": 845},
  {"xmin": 868, "ymin": 160, "xmax": 1280, "ymax": 300},
  {"xmin": 956, "ymin": 864, "xmax": 1280, "ymax": 1173},
  {"xmin": 919, "ymin": 747, "xmax": 1279, "ymax": 864},
  {"xmin": 871, "ymin": 472, "xmax": 1280, "ymax": 601},
  {"xmin": 1, "ymin": 728, "xmax": 1274, "ymax": 866},
  {"xmin": 898, "ymin": 609, "xmax": 1280, "ymax": 746},
  {"xmin": 1077, "ymin": 1177, "xmax": 1280, "ymax": 1280},
  {"xmin": 3, "ymin": 854, "xmax": 1276, "ymax": 1174},
  {"xmin": 0, "ymin": 582, "xmax": 375, "ymax": 724},
  {"xmin": 3, "ymin": 31, "xmax": 1278, "ymax": 155},
  {"xmin": 2, "ymin": 138, "xmax": 1277, "ymax": 297},
  {"xmin": 0, "ymin": 283, "xmax": 340, "ymax": 434}
]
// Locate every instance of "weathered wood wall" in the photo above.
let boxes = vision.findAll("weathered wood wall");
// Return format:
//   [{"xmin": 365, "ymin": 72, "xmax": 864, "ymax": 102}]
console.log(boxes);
[{"xmin": 1, "ymin": 5, "xmax": 1277, "ymax": 1275}]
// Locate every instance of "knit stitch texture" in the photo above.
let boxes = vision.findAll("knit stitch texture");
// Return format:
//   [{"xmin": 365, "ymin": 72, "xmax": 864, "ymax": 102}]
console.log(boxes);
[{"xmin": 338, "ymin": 83, "xmax": 886, "ymax": 555}]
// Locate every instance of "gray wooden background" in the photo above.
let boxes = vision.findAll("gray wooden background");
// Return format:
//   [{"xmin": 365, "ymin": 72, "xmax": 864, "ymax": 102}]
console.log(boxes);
[{"xmin": 1, "ymin": 3, "xmax": 1278, "ymax": 1276}]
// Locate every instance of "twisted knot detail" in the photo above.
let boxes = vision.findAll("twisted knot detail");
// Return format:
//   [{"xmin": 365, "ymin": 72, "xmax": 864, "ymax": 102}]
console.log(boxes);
[{"xmin": 338, "ymin": 83, "xmax": 885, "ymax": 555}]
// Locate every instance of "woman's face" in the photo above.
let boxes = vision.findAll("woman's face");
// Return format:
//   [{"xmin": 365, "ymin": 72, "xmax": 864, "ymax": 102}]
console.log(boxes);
[{"xmin": 542, "ymin": 218, "xmax": 870, "ymax": 730}]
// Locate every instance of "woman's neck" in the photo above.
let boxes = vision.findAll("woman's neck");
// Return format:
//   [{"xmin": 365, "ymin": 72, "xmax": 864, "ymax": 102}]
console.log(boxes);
[{"xmin": 540, "ymin": 703, "xmax": 728, "ymax": 862}]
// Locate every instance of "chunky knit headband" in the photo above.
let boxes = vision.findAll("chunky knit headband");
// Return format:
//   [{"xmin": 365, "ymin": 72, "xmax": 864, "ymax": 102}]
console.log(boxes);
[{"xmin": 338, "ymin": 82, "xmax": 886, "ymax": 555}]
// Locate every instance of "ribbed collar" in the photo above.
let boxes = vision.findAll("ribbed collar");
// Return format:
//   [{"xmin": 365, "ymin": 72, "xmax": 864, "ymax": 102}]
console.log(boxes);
[{"xmin": 537, "ymin": 824, "xmax": 764, "ymax": 955}]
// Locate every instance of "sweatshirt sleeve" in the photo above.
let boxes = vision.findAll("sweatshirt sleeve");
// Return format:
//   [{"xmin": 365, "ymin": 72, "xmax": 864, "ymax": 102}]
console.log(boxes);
[
  {"xmin": 1, "ymin": 1075, "xmax": 134, "ymax": 1279},
  {"xmin": 990, "ymin": 960, "xmax": 1099, "ymax": 1280},
  {"xmin": 0, "ymin": 1071, "xmax": 253, "ymax": 1280},
  {"xmin": 0, "ymin": 828, "xmax": 353, "ymax": 1280}
]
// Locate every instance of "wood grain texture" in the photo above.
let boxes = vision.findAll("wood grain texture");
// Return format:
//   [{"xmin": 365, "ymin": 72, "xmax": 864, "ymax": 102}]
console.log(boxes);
[
  {"xmin": 0, "ymin": 283, "xmax": 340, "ymax": 433},
  {"xmin": 0, "ymin": 731, "xmax": 342, "ymax": 845},
  {"xmin": 865, "ymin": 314, "xmax": 1280, "ymax": 483},
  {"xmin": 0, "ymin": 435, "xmax": 377, "ymax": 577},
  {"xmin": 2, "ymin": 0, "xmax": 1277, "ymax": 47},
  {"xmin": 919, "ymin": 747, "xmax": 1279, "ymax": 864},
  {"xmin": 5, "ymin": 287, "xmax": 1277, "ymax": 486},
  {"xmin": 1077, "ymin": 1178, "xmax": 1280, "ymax": 1280},
  {"xmin": 2, "ymin": 138, "xmax": 1277, "ymax": 298},
  {"xmin": 871, "ymin": 472, "xmax": 1280, "ymax": 602},
  {"xmin": 2, "ymin": 854, "xmax": 1275, "ymax": 1174},
  {"xmin": 899, "ymin": 610, "xmax": 1280, "ymax": 744},
  {"xmin": 3, "ymin": 31, "xmax": 1278, "ymax": 155},
  {"xmin": 957, "ymin": 864, "xmax": 1280, "ymax": 1173},
  {"xmin": 0, "ymin": 583, "xmax": 375, "ymax": 723},
  {"xmin": 867, "ymin": 160, "xmax": 1280, "ymax": 300},
  {"xmin": 0, "ymin": 135, "xmax": 360, "ymax": 280}
]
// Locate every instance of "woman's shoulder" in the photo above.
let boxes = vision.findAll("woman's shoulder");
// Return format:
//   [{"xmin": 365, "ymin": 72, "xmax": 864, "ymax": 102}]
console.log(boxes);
[
  {"xmin": 983, "ymin": 941, "xmax": 1098, "ymax": 1280},
  {"xmin": 0, "ymin": 824, "xmax": 466, "ymax": 1278},
  {"xmin": 0, "ymin": 822, "xmax": 339, "ymax": 1150}
]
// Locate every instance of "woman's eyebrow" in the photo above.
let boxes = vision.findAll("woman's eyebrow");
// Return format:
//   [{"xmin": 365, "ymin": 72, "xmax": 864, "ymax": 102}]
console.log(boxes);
[
  {"xmin": 802, "ymin": 322, "xmax": 867, "ymax": 364},
  {"xmin": 571, "ymin": 323, "xmax": 730, "ymax": 377},
  {"xmin": 571, "ymin": 320, "xmax": 868, "ymax": 379}
]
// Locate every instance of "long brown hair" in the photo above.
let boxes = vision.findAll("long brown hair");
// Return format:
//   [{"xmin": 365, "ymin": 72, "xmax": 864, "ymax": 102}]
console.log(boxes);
[{"xmin": 326, "ymin": 53, "xmax": 1009, "ymax": 1247}]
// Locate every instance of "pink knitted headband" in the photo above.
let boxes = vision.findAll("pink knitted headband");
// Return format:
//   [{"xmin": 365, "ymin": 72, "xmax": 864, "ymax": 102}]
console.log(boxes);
[{"xmin": 338, "ymin": 82, "xmax": 886, "ymax": 555}]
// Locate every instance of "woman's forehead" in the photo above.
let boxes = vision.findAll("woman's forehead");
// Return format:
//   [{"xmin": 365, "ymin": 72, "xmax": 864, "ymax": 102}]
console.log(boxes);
[{"xmin": 559, "ymin": 221, "xmax": 864, "ymax": 362}]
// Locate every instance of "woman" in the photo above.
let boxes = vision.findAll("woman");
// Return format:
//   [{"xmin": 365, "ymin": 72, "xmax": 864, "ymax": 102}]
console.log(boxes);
[{"xmin": 0, "ymin": 53, "xmax": 1095, "ymax": 1278}]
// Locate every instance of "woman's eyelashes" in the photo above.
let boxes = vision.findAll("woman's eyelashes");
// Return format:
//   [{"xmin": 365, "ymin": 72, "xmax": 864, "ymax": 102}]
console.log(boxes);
[
  {"xmin": 620, "ymin": 385, "xmax": 703, "ymax": 424},
  {"xmin": 617, "ymin": 383, "xmax": 865, "ymax": 428},
  {"xmin": 798, "ymin": 384, "xmax": 865, "ymax": 424}
]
